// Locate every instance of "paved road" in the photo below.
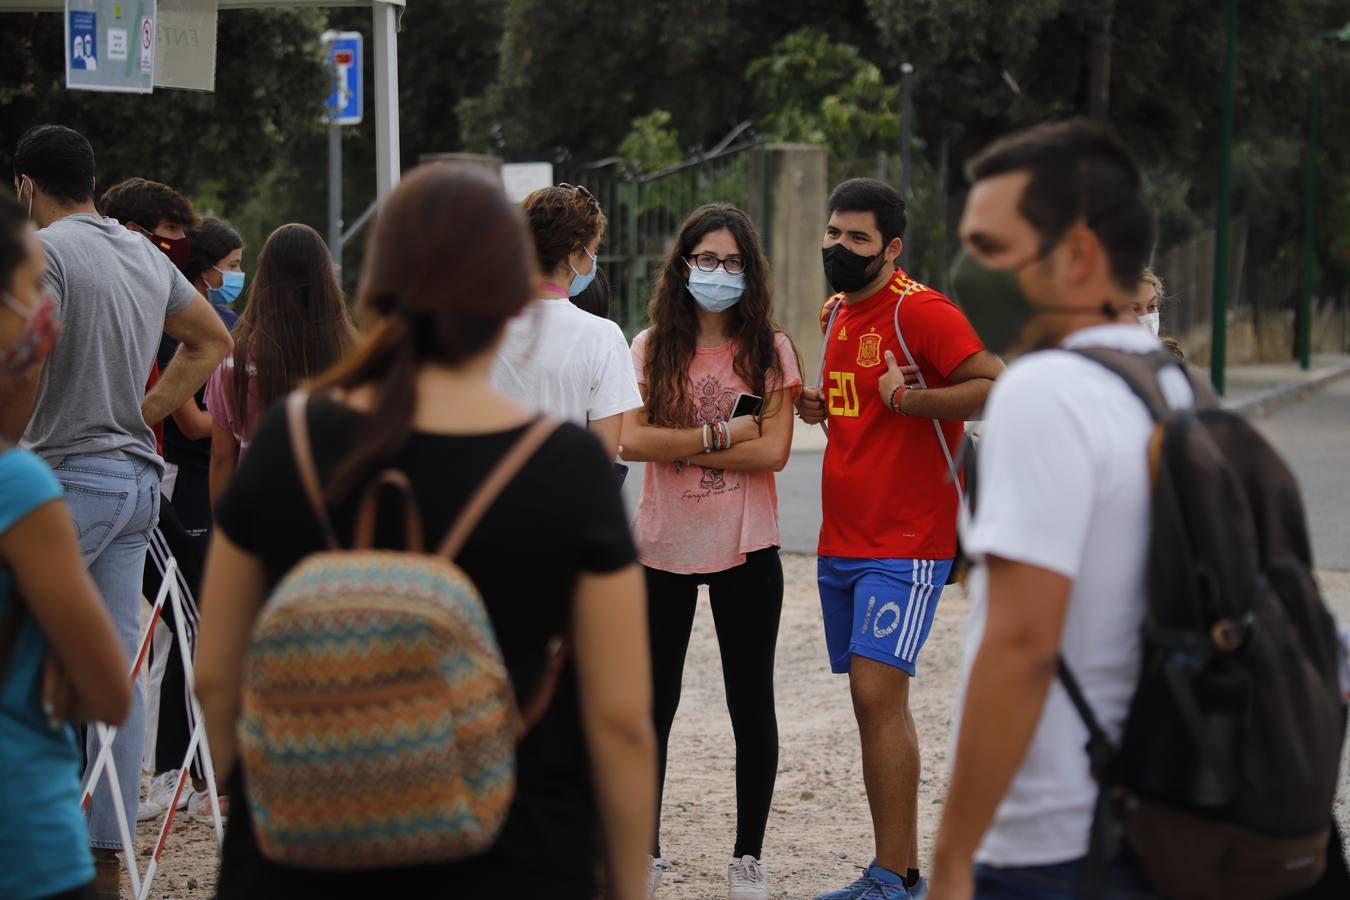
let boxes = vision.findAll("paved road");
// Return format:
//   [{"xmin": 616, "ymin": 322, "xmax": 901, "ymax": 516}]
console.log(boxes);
[
  {"xmin": 1253, "ymin": 376, "xmax": 1350, "ymax": 571},
  {"xmin": 623, "ymin": 376, "xmax": 1350, "ymax": 566}
]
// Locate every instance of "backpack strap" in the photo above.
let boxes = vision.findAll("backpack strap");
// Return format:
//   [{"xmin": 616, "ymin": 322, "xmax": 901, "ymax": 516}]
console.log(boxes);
[
  {"xmin": 436, "ymin": 416, "xmax": 562, "ymax": 559},
  {"xmin": 891, "ymin": 282, "xmax": 965, "ymax": 507},
  {"xmin": 1070, "ymin": 346, "xmax": 1209, "ymax": 421},
  {"xmin": 1071, "ymin": 347, "xmax": 1173, "ymax": 420},
  {"xmin": 433, "ymin": 416, "xmax": 564, "ymax": 737},
  {"xmin": 352, "ymin": 470, "xmax": 425, "ymax": 553},
  {"xmin": 1057, "ymin": 657, "xmax": 1123, "ymax": 900},
  {"xmin": 286, "ymin": 391, "xmax": 340, "ymax": 550}
]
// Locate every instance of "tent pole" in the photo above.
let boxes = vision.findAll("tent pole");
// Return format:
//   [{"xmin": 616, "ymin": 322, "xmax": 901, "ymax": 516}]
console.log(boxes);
[{"xmin": 372, "ymin": 0, "xmax": 401, "ymax": 199}]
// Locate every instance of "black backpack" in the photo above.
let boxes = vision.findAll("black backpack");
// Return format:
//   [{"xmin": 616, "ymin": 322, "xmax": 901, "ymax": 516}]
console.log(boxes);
[{"xmin": 1054, "ymin": 348, "xmax": 1346, "ymax": 900}]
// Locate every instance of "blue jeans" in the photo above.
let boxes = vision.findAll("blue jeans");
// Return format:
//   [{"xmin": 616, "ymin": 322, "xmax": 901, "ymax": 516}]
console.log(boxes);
[
  {"xmin": 974, "ymin": 855, "xmax": 1158, "ymax": 899},
  {"xmin": 55, "ymin": 455, "xmax": 160, "ymax": 850}
]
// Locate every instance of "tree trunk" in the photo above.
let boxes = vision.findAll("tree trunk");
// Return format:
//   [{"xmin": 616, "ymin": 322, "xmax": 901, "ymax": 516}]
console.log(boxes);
[{"xmin": 1087, "ymin": 2, "xmax": 1116, "ymax": 121}]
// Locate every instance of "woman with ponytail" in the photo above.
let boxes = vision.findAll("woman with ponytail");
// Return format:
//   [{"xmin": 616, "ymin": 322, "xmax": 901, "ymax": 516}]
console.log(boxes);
[
  {"xmin": 620, "ymin": 203, "xmax": 801, "ymax": 900},
  {"xmin": 195, "ymin": 164, "xmax": 656, "ymax": 899}
]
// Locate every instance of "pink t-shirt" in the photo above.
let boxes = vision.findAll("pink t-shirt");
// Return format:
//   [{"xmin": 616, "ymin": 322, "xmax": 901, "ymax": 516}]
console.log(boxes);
[
  {"xmin": 630, "ymin": 329, "xmax": 802, "ymax": 574},
  {"xmin": 203, "ymin": 355, "xmax": 259, "ymax": 455}
]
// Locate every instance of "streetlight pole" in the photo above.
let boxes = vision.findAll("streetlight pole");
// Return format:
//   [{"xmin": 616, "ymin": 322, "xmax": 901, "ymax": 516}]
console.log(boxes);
[
  {"xmin": 900, "ymin": 61, "xmax": 913, "ymax": 270},
  {"xmin": 1300, "ymin": 24, "xmax": 1350, "ymax": 371},
  {"xmin": 1211, "ymin": 0, "xmax": 1237, "ymax": 395}
]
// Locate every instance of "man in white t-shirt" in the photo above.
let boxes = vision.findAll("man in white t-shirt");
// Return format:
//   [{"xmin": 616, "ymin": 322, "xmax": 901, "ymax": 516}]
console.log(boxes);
[{"xmin": 928, "ymin": 121, "xmax": 1188, "ymax": 900}]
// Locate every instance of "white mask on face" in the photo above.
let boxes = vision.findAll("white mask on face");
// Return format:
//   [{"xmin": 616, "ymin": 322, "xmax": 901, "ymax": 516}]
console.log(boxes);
[{"xmin": 1139, "ymin": 312, "xmax": 1160, "ymax": 337}]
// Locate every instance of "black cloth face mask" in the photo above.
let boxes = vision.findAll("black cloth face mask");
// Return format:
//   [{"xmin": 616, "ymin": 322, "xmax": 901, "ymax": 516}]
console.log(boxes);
[{"xmin": 822, "ymin": 243, "xmax": 885, "ymax": 294}]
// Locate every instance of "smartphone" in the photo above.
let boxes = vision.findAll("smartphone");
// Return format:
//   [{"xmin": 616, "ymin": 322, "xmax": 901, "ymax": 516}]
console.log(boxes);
[{"xmin": 731, "ymin": 392, "xmax": 764, "ymax": 418}]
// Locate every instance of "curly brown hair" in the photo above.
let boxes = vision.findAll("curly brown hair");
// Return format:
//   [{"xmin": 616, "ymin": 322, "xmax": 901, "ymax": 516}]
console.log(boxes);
[
  {"xmin": 642, "ymin": 203, "xmax": 797, "ymax": 427},
  {"xmin": 521, "ymin": 183, "xmax": 607, "ymax": 275},
  {"xmin": 99, "ymin": 177, "xmax": 199, "ymax": 231}
]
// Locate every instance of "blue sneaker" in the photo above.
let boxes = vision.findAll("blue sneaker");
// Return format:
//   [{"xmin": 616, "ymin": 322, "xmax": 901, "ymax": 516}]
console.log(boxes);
[
  {"xmin": 909, "ymin": 875, "xmax": 927, "ymax": 900},
  {"xmin": 813, "ymin": 860, "xmax": 913, "ymax": 900}
]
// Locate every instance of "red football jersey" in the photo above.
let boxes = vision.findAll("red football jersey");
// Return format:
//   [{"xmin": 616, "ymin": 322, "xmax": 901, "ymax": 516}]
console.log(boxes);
[{"xmin": 817, "ymin": 267, "xmax": 984, "ymax": 559}]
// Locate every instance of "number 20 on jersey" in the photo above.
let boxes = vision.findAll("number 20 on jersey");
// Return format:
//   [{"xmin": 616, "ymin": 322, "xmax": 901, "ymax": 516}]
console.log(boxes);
[{"xmin": 827, "ymin": 371, "xmax": 860, "ymax": 417}]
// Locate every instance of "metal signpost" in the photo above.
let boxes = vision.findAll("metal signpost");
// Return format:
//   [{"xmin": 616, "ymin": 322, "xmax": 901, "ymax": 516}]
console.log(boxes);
[{"xmin": 322, "ymin": 30, "xmax": 363, "ymax": 262}]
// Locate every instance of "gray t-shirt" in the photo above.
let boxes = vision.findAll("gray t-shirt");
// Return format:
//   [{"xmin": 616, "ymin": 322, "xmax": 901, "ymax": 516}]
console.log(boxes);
[{"xmin": 23, "ymin": 213, "xmax": 198, "ymax": 472}]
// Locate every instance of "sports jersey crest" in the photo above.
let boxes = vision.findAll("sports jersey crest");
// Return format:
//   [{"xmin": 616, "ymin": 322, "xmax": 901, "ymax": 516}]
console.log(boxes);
[{"xmin": 857, "ymin": 329, "xmax": 882, "ymax": 368}]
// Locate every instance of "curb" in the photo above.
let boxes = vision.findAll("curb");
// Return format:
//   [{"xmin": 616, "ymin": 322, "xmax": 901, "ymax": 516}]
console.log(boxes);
[{"xmin": 1225, "ymin": 362, "xmax": 1350, "ymax": 418}]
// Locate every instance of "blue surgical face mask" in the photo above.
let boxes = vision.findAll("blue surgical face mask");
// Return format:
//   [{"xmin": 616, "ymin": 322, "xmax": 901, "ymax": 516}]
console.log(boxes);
[
  {"xmin": 568, "ymin": 249, "xmax": 598, "ymax": 297},
  {"xmin": 687, "ymin": 266, "xmax": 745, "ymax": 313},
  {"xmin": 208, "ymin": 267, "xmax": 245, "ymax": 304}
]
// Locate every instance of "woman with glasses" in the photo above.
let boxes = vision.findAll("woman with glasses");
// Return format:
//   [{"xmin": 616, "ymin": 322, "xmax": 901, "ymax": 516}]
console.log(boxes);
[
  {"xmin": 620, "ymin": 204, "xmax": 802, "ymax": 900},
  {"xmin": 491, "ymin": 183, "xmax": 641, "ymax": 459}
]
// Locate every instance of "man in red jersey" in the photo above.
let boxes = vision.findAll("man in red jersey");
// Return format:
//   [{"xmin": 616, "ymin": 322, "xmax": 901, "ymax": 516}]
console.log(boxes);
[{"xmin": 800, "ymin": 178, "xmax": 1003, "ymax": 900}]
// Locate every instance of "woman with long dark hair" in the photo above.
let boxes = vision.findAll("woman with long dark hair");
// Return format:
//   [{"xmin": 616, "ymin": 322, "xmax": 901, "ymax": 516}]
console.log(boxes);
[
  {"xmin": 194, "ymin": 164, "xmax": 656, "ymax": 899},
  {"xmin": 620, "ymin": 203, "xmax": 802, "ymax": 899},
  {"xmin": 204, "ymin": 223, "xmax": 355, "ymax": 504}
]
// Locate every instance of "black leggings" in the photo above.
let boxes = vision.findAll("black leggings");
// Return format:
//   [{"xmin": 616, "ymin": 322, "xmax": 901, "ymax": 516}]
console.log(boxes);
[
  {"xmin": 140, "ymin": 498, "xmax": 206, "ymax": 778},
  {"xmin": 645, "ymin": 547, "xmax": 783, "ymax": 860}
]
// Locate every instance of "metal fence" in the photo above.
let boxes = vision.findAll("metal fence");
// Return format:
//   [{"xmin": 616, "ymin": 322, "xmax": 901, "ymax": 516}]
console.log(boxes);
[
  {"xmin": 1153, "ymin": 216, "xmax": 1249, "ymax": 343},
  {"xmin": 560, "ymin": 142, "xmax": 773, "ymax": 336}
]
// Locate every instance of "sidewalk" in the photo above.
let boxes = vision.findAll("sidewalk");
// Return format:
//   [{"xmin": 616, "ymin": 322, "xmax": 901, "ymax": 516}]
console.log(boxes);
[
  {"xmin": 789, "ymin": 353, "xmax": 1350, "ymax": 454},
  {"xmin": 1220, "ymin": 353, "xmax": 1350, "ymax": 417}
]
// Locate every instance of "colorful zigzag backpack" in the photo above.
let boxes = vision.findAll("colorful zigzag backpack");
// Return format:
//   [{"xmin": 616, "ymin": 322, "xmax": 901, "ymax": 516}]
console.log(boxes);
[{"xmin": 238, "ymin": 392, "xmax": 563, "ymax": 870}]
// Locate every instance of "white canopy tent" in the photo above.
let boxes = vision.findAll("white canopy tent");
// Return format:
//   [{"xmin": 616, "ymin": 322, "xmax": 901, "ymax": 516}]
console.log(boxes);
[{"xmin": 0, "ymin": 0, "xmax": 406, "ymax": 198}]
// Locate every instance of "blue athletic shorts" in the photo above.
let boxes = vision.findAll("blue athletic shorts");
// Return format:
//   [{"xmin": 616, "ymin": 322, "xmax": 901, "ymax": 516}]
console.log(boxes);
[{"xmin": 818, "ymin": 556, "xmax": 953, "ymax": 676}]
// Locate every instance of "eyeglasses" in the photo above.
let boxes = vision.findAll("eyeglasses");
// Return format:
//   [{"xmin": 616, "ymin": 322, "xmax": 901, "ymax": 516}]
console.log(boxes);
[{"xmin": 686, "ymin": 252, "xmax": 745, "ymax": 275}]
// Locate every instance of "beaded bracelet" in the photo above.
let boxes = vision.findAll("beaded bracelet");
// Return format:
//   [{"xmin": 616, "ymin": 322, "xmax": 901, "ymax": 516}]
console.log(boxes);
[
  {"xmin": 721, "ymin": 420, "xmax": 732, "ymax": 449},
  {"xmin": 888, "ymin": 384, "xmax": 905, "ymax": 415},
  {"xmin": 702, "ymin": 422, "xmax": 713, "ymax": 452}
]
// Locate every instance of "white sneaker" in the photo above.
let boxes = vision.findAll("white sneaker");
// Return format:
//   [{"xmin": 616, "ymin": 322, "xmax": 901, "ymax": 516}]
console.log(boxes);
[
  {"xmin": 135, "ymin": 797, "xmax": 164, "ymax": 822},
  {"xmin": 647, "ymin": 856, "xmax": 666, "ymax": 897},
  {"xmin": 728, "ymin": 855, "xmax": 770, "ymax": 899},
  {"xmin": 147, "ymin": 770, "xmax": 188, "ymax": 812}
]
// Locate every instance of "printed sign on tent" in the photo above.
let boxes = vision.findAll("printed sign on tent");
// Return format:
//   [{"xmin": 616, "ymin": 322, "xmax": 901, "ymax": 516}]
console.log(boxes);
[
  {"xmin": 66, "ymin": 0, "xmax": 156, "ymax": 94},
  {"xmin": 155, "ymin": 0, "xmax": 218, "ymax": 92}
]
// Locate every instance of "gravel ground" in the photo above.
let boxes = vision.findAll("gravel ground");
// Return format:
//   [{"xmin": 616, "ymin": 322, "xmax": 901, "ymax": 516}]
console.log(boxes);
[{"xmin": 116, "ymin": 559, "xmax": 1350, "ymax": 898}]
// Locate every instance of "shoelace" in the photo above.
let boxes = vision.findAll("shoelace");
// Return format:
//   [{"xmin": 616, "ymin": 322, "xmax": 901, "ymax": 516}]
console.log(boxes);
[
  {"xmin": 859, "ymin": 879, "xmax": 910, "ymax": 900},
  {"xmin": 730, "ymin": 856, "xmax": 764, "ymax": 884}
]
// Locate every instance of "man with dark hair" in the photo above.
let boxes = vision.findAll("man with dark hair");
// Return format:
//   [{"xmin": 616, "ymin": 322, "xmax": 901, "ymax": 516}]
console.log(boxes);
[
  {"xmin": 100, "ymin": 177, "xmax": 200, "ymax": 271},
  {"xmin": 926, "ymin": 120, "xmax": 1178, "ymax": 900},
  {"xmin": 800, "ymin": 177, "xmax": 1003, "ymax": 900},
  {"xmin": 6, "ymin": 124, "xmax": 232, "ymax": 895}
]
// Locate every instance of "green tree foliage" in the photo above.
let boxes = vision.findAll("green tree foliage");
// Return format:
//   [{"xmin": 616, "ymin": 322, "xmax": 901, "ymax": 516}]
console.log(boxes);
[
  {"xmin": 747, "ymin": 28, "xmax": 899, "ymax": 163},
  {"xmin": 457, "ymin": 0, "xmax": 863, "ymax": 161},
  {"xmin": 2, "ymin": 0, "xmax": 1347, "ymax": 312},
  {"xmin": 617, "ymin": 110, "xmax": 684, "ymax": 173}
]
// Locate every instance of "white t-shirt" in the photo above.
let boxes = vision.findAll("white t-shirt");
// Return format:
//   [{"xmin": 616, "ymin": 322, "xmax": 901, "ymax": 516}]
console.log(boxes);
[
  {"xmin": 954, "ymin": 323, "xmax": 1194, "ymax": 867},
  {"xmin": 491, "ymin": 298, "xmax": 642, "ymax": 426}
]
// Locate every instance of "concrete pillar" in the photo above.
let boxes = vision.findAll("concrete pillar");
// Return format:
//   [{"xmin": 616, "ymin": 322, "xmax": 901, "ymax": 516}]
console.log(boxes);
[{"xmin": 763, "ymin": 144, "xmax": 828, "ymax": 384}]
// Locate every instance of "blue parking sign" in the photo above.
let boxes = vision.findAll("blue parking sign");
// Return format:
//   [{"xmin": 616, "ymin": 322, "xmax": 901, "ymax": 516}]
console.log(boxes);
[{"xmin": 323, "ymin": 32, "xmax": 363, "ymax": 126}]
